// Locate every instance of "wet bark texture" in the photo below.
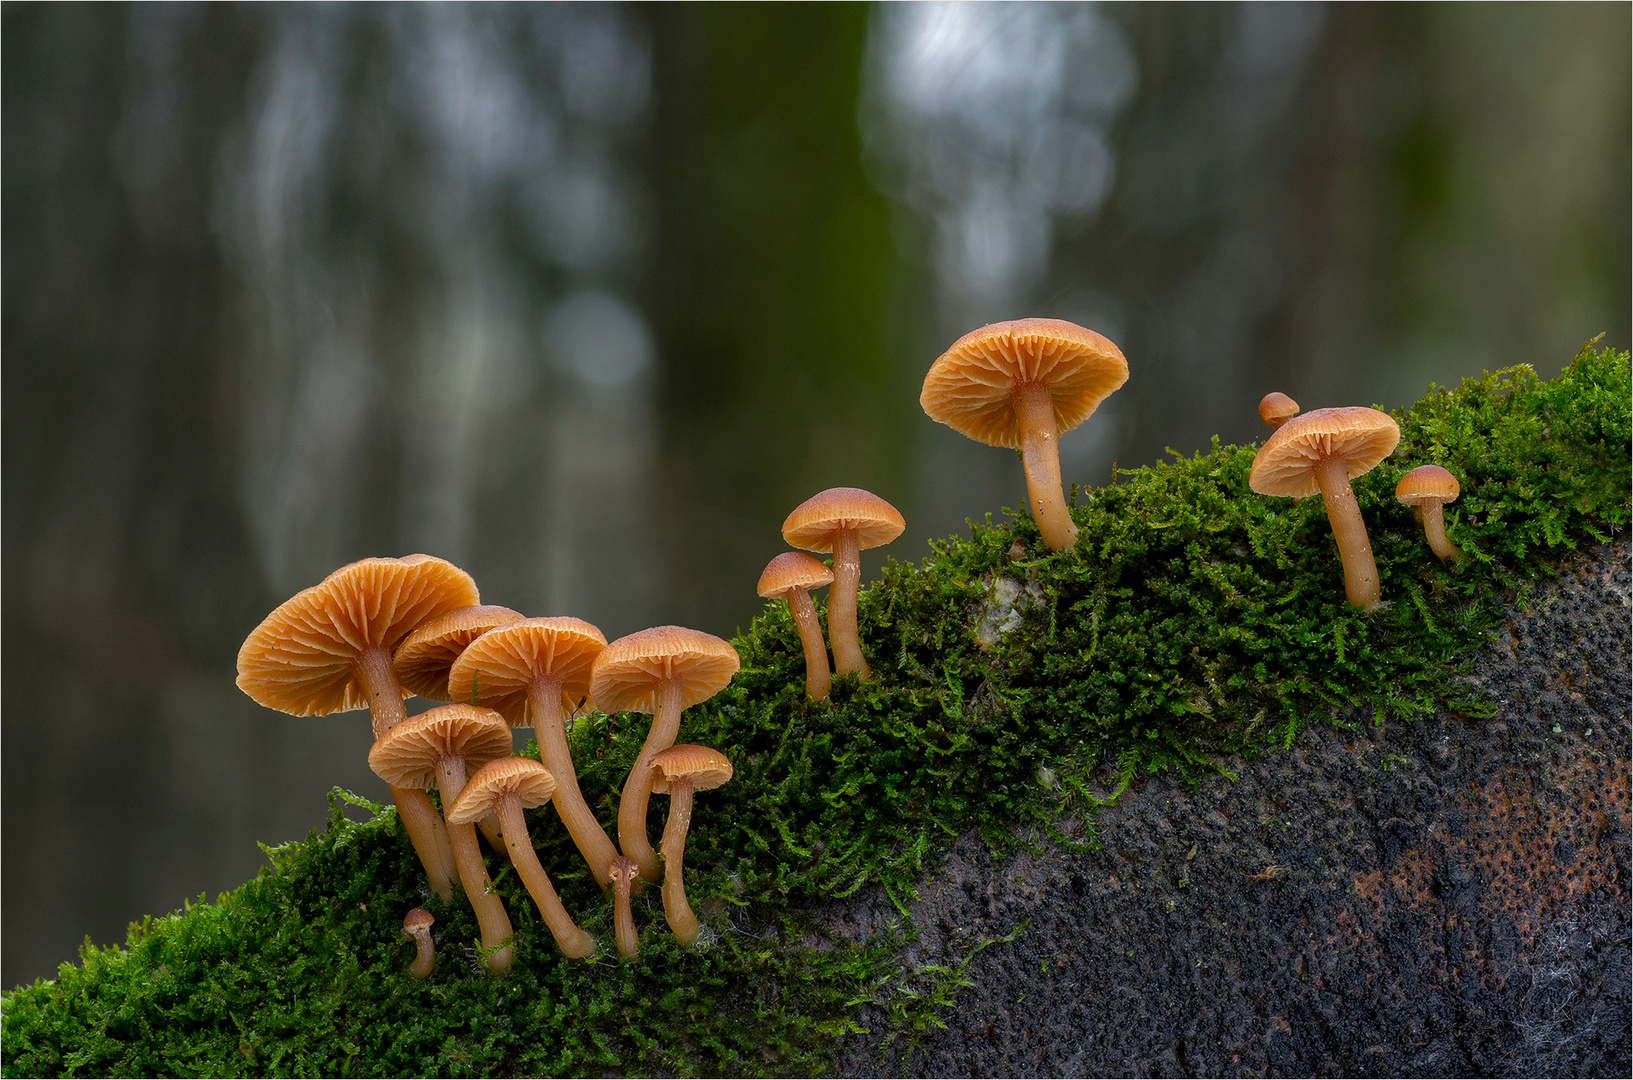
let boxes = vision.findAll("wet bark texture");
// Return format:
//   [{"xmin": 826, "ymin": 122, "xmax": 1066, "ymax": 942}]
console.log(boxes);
[{"xmin": 833, "ymin": 536, "xmax": 1630, "ymax": 1078}]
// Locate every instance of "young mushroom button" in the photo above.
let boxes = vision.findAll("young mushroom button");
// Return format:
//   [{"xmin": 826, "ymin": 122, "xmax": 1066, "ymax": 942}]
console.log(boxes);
[
  {"xmin": 921, "ymin": 318, "xmax": 1128, "ymax": 551},
  {"xmin": 781, "ymin": 488, "xmax": 904, "ymax": 680},
  {"xmin": 591, "ymin": 626, "xmax": 740, "ymax": 885},
  {"xmin": 402, "ymin": 908, "xmax": 436, "ymax": 980},
  {"xmin": 1249, "ymin": 407, "xmax": 1401, "ymax": 611},
  {"xmin": 447, "ymin": 617, "xmax": 619, "ymax": 888},
  {"xmin": 236, "ymin": 554, "xmax": 478, "ymax": 902},
  {"xmin": 757, "ymin": 552, "xmax": 835, "ymax": 700},
  {"xmin": 607, "ymin": 856, "xmax": 642, "ymax": 959},
  {"xmin": 649, "ymin": 744, "xmax": 734, "ymax": 946},
  {"xmin": 1259, "ymin": 392, "xmax": 1299, "ymax": 430},
  {"xmin": 448, "ymin": 757, "xmax": 596, "ymax": 960},
  {"xmin": 369, "ymin": 704, "xmax": 516, "ymax": 973},
  {"xmin": 1396, "ymin": 465, "xmax": 1463, "ymax": 564}
]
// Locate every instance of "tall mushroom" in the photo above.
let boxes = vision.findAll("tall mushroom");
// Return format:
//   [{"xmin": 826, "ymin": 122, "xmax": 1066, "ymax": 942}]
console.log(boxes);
[
  {"xmin": 447, "ymin": 617, "xmax": 619, "ymax": 888},
  {"xmin": 781, "ymin": 488, "xmax": 904, "ymax": 680},
  {"xmin": 448, "ymin": 757, "xmax": 597, "ymax": 960},
  {"xmin": 757, "ymin": 552, "xmax": 835, "ymax": 700},
  {"xmin": 649, "ymin": 744, "xmax": 734, "ymax": 945},
  {"xmin": 920, "ymin": 318, "xmax": 1128, "ymax": 551},
  {"xmin": 1249, "ymin": 406, "xmax": 1401, "ymax": 611},
  {"xmin": 1259, "ymin": 392, "xmax": 1299, "ymax": 430},
  {"xmin": 1396, "ymin": 465, "xmax": 1463, "ymax": 565},
  {"xmin": 369, "ymin": 704, "xmax": 516, "ymax": 973},
  {"xmin": 236, "ymin": 555, "xmax": 477, "ymax": 902},
  {"xmin": 591, "ymin": 626, "xmax": 740, "ymax": 884}
]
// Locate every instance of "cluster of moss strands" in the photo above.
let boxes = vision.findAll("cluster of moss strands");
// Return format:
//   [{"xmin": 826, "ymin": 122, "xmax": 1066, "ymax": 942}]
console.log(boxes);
[{"xmin": 3, "ymin": 346, "xmax": 1627, "ymax": 1077}]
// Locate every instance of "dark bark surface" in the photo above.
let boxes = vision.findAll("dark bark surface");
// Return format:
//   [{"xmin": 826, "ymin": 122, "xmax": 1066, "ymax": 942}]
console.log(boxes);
[{"xmin": 833, "ymin": 536, "xmax": 1630, "ymax": 1078}]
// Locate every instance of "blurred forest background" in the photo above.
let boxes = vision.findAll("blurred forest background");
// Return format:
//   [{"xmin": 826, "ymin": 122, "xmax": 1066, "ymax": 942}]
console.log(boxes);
[{"xmin": 4, "ymin": 2, "xmax": 1627, "ymax": 988}]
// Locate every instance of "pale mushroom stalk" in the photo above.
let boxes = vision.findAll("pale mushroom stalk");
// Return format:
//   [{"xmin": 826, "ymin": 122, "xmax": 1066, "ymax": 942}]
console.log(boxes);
[
  {"xmin": 489, "ymin": 791, "xmax": 596, "ymax": 959},
  {"xmin": 354, "ymin": 645, "xmax": 458, "ymax": 902},
  {"xmin": 828, "ymin": 530, "xmax": 869, "ymax": 679},
  {"xmin": 432, "ymin": 757, "xmax": 514, "ymax": 973},
  {"xmin": 608, "ymin": 856, "xmax": 640, "ymax": 958},
  {"xmin": 785, "ymin": 588, "xmax": 832, "ymax": 700},
  {"xmin": 1313, "ymin": 455, "xmax": 1381, "ymax": 611},
  {"xmin": 1419, "ymin": 502, "xmax": 1461, "ymax": 564},
  {"xmin": 403, "ymin": 909, "xmax": 435, "ymax": 979},
  {"xmin": 1013, "ymin": 381, "xmax": 1077, "ymax": 551},
  {"xmin": 528, "ymin": 677, "xmax": 620, "ymax": 888},
  {"xmin": 658, "ymin": 775, "xmax": 702, "ymax": 944},
  {"xmin": 617, "ymin": 678, "xmax": 684, "ymax": 883}
]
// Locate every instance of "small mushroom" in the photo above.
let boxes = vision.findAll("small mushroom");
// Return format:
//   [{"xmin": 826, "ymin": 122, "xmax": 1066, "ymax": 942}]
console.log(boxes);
[
  {"xmin": 448, "ymin": 617, "xmax": 618, "ymax": 887},
  {"xmin": 1258, "ymin": 392, "xmax": 1299, "ymax": 429},
  {"xmin": 757, "ymin": 552, "xmax": 835, "ymax": 700},
  {"xmin": 402, "ymin": 908, "xmax": 436, "ymax": 979},
  {"xmin": 369, "ymin": 704, "xmax": 516, "ymax": 973},
  {"xmin": 591, "ymin": 627, "xmax": 740, "ymax": 884},
  {"xmin": 449, "ymin": 758, "xmax": 596, "ymax": 960},
  {"xmin": 648, "ymin": 745, "xmax": 734, "ymax": 945},
  {"xmin": 237, "ymin": 555, "xmax": 478, "ymax": 902},
  {"xmin": 607, "ymin": 856, "xmax": 641, "ymax": 959},
  {"xmin": 920, "ymin": 318, "xmax": 1128, "ymax": 551},
  {"xmin": 1250, "ymin": 407, "xmax": 1401, "ymax": 611},
  {"xmin": 781, "ymin": 488, "xmax": 904, "ymax": 679},
  {"xmin": 1396, "ymin": 465, "xmax": 1463, "ymax": 564}
]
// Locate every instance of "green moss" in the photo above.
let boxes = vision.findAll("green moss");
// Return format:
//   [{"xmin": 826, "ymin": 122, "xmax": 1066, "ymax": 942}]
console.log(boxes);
[{"xmin": 4, "ymin": 346, "xmax": 1628, "ymax": 1077}]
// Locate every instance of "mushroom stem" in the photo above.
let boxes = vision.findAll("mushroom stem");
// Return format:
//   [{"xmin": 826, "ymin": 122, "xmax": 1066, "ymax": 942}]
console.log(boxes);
[
  {"xmin": 1013, "ymin": 381, "xmax": 1077, "ymax": 551},
  {"xmin": 404, "ymin": 913, "xmax": 435, "ymax": 979},
  {"xmin": 529, "ymin": 679, "xmax": 620, "ymax": 888},
  {"xmin": 1313, "ymin": 455, "xmax": 1382, "ymax": 611},
  {"xmin": 433, "ymin": 757, "xmax": 514, "ymax": 973},
  {"xmin": 354, "ymin": 646, "xmax": 457, "ymax": 902},
  {"xmin": 609, "ymin": 857, "xmax": 640, "ymax": 958},
  {"xmin": 659, "ymin": 778, "xmax": 700, "ymax": 944},
  {"xmin": 785, "ymin": 588, "xmax": 832, "ymax": 700},
  {"xmin": 617, "ymin": 678, "xmax": 684, "ymax": 883},
  {"xmin": 1420, "ymin": 502, "xmax": 1461, "ymax": 564},
  {"xmin": 492, "ymin": 795, "xmax": 596, "ymax": 959},
  {"xmin": 828, "ymin": 530, "xmax": 869, "ymax": 679}
]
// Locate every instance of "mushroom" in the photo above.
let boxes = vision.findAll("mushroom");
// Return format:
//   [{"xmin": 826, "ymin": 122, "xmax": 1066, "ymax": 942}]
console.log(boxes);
[
  {"xmin": 1249, "ymin": 406, "xmax": 1401, "ymax": 611},
  {"xmin": 920, "ymin": 318, "xmax": 1128, "ymax": 551},
  {"xmin": 237, "ymin": 555, "xmax": 477, "ymax": 902},
  {"xmin": 757, "ymin": 552, "xmax": 835, "ymax": 700},
  {"xmin": 648, "ymin": 744, "xmax": 733, "ymax": 945},
  {"xmin": 781, "ymin": 488, "xmax": 904, "ymax": 679},
  {"xmin": 590, "ymin": 626, "xmax": 740, "ymax": 884},
  {"xmin": 447, "ymin": 617, "xmax": 619, "ymax": 887},
  {"xmin": 607, "ymin": 856, "xmax": 641, "ymax": 959},
  {"xmin": 369, "ymin": 704, "xmax": 516, "ymax": 973},
  {"xmin": 448, "ymin": 757, "xmax": 596, "ymax": 960},
  {"xmin": 402, "ymin": 908, "xmax": 436, "ymax": 979},
  {"xmin": 1396, "ymin": 465, "xmax": 1463, "ymax": 564},
  {"xmin": 1259, "ymin": 392, "xmax": 1299, "ymax": 430}
]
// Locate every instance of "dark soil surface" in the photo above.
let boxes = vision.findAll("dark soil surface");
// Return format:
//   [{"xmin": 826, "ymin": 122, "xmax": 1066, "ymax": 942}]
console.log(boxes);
[{"xmin": 830, "ymin": 536, "xmax": 1631, "ymax": 1078}]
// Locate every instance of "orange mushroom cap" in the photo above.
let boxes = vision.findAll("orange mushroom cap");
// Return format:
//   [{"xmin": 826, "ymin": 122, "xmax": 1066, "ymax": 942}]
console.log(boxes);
[
  {"xmin": 781, "ymin": 488, "xmax": 905, "ymax": 554},
  {"xmin": 757, "ymin": 551, "xmax": 835, "ymax": 599},
  {"xmin": 649, "ymin": 744, "xmax": 734, "ymax": 795},
  {"xmin": 367, "ymin": 704, "xmax": 513, "ymax": 790},
  {"xmin": 447, "ymin": 757, "xmax": 558, "ymax": 826},
  {"xmin": 1395, "ymin": 464, "xmax": 1461, "ymax": 505},
  {"xmin": 589, "ymin": 626, "xmax": 740, "ymax": 716},
  {"xmin": 1248, "ymin": 407, "xmax": 1400, "ymax": 498},
  {"xmin": 447, "ymin": 617, "xmax": 607, "ymax": 726},
  {"xmin": 1258, "ymin": 392, "xmax": 1299, "ymax": 429},
  {"xmin": 237, "ymin": 555, "xmax": 479, "ymax": 717},
  {"xmin": 393, "ymin": 605, "xmax": 526, "ymax": 702},
  {"xmin": 919, "ymin": 318, "xmax": 1127, "ymax": 448}
]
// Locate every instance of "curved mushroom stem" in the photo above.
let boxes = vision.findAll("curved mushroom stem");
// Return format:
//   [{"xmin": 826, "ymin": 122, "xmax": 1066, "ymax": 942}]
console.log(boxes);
[
  {"xmin": 355, "ymin": 646, "xmax": 457, "ymax": 902},
  {"xmin": 1313, "ymin": 455, "xmax": 1382, "ymax": 611},
  {"xmin": 492, "ymin": 795, "xmax": 596, "ymax": 959},
  {"xmin": 658, "ymin": 778, "xmax": 700, "ymax": 944},
  {"xmin": 785, "ymin": 588, "xmax": 832, "ymax": 700},
  {"xmin": 530, "ymin": 679, "xmax": 619, "ymax": 888},
  {"xmin": 609, "ymin": 856, "xmax": 640, "ymax": 958},
  {"xmin": 617, "ymin": 679, "xmax": 685, "ymax": 883},
  {"xmin": 433, "ymin": 758, "xmax": 514, "ymax": 973},
  {"xmin": 1013, "ymin": 381, "xmax": 1077, "ymax": 551},
  {"xmin": 1420, "ymin": 501, "xmax": 1461, "ymax": 564},
  {"xmin": 405, "ymin": 917, "xmax": 435, "ymax": 979},
  {"xmin": 828, "ymin": 530, "xmax": 869, "ymax": 679}
]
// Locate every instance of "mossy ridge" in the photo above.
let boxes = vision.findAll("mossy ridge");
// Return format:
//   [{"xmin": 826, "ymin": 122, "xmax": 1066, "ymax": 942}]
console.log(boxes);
[{"xmin": 2, "ymin": 346, "xmax": 1627, "ymax": 1078}]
